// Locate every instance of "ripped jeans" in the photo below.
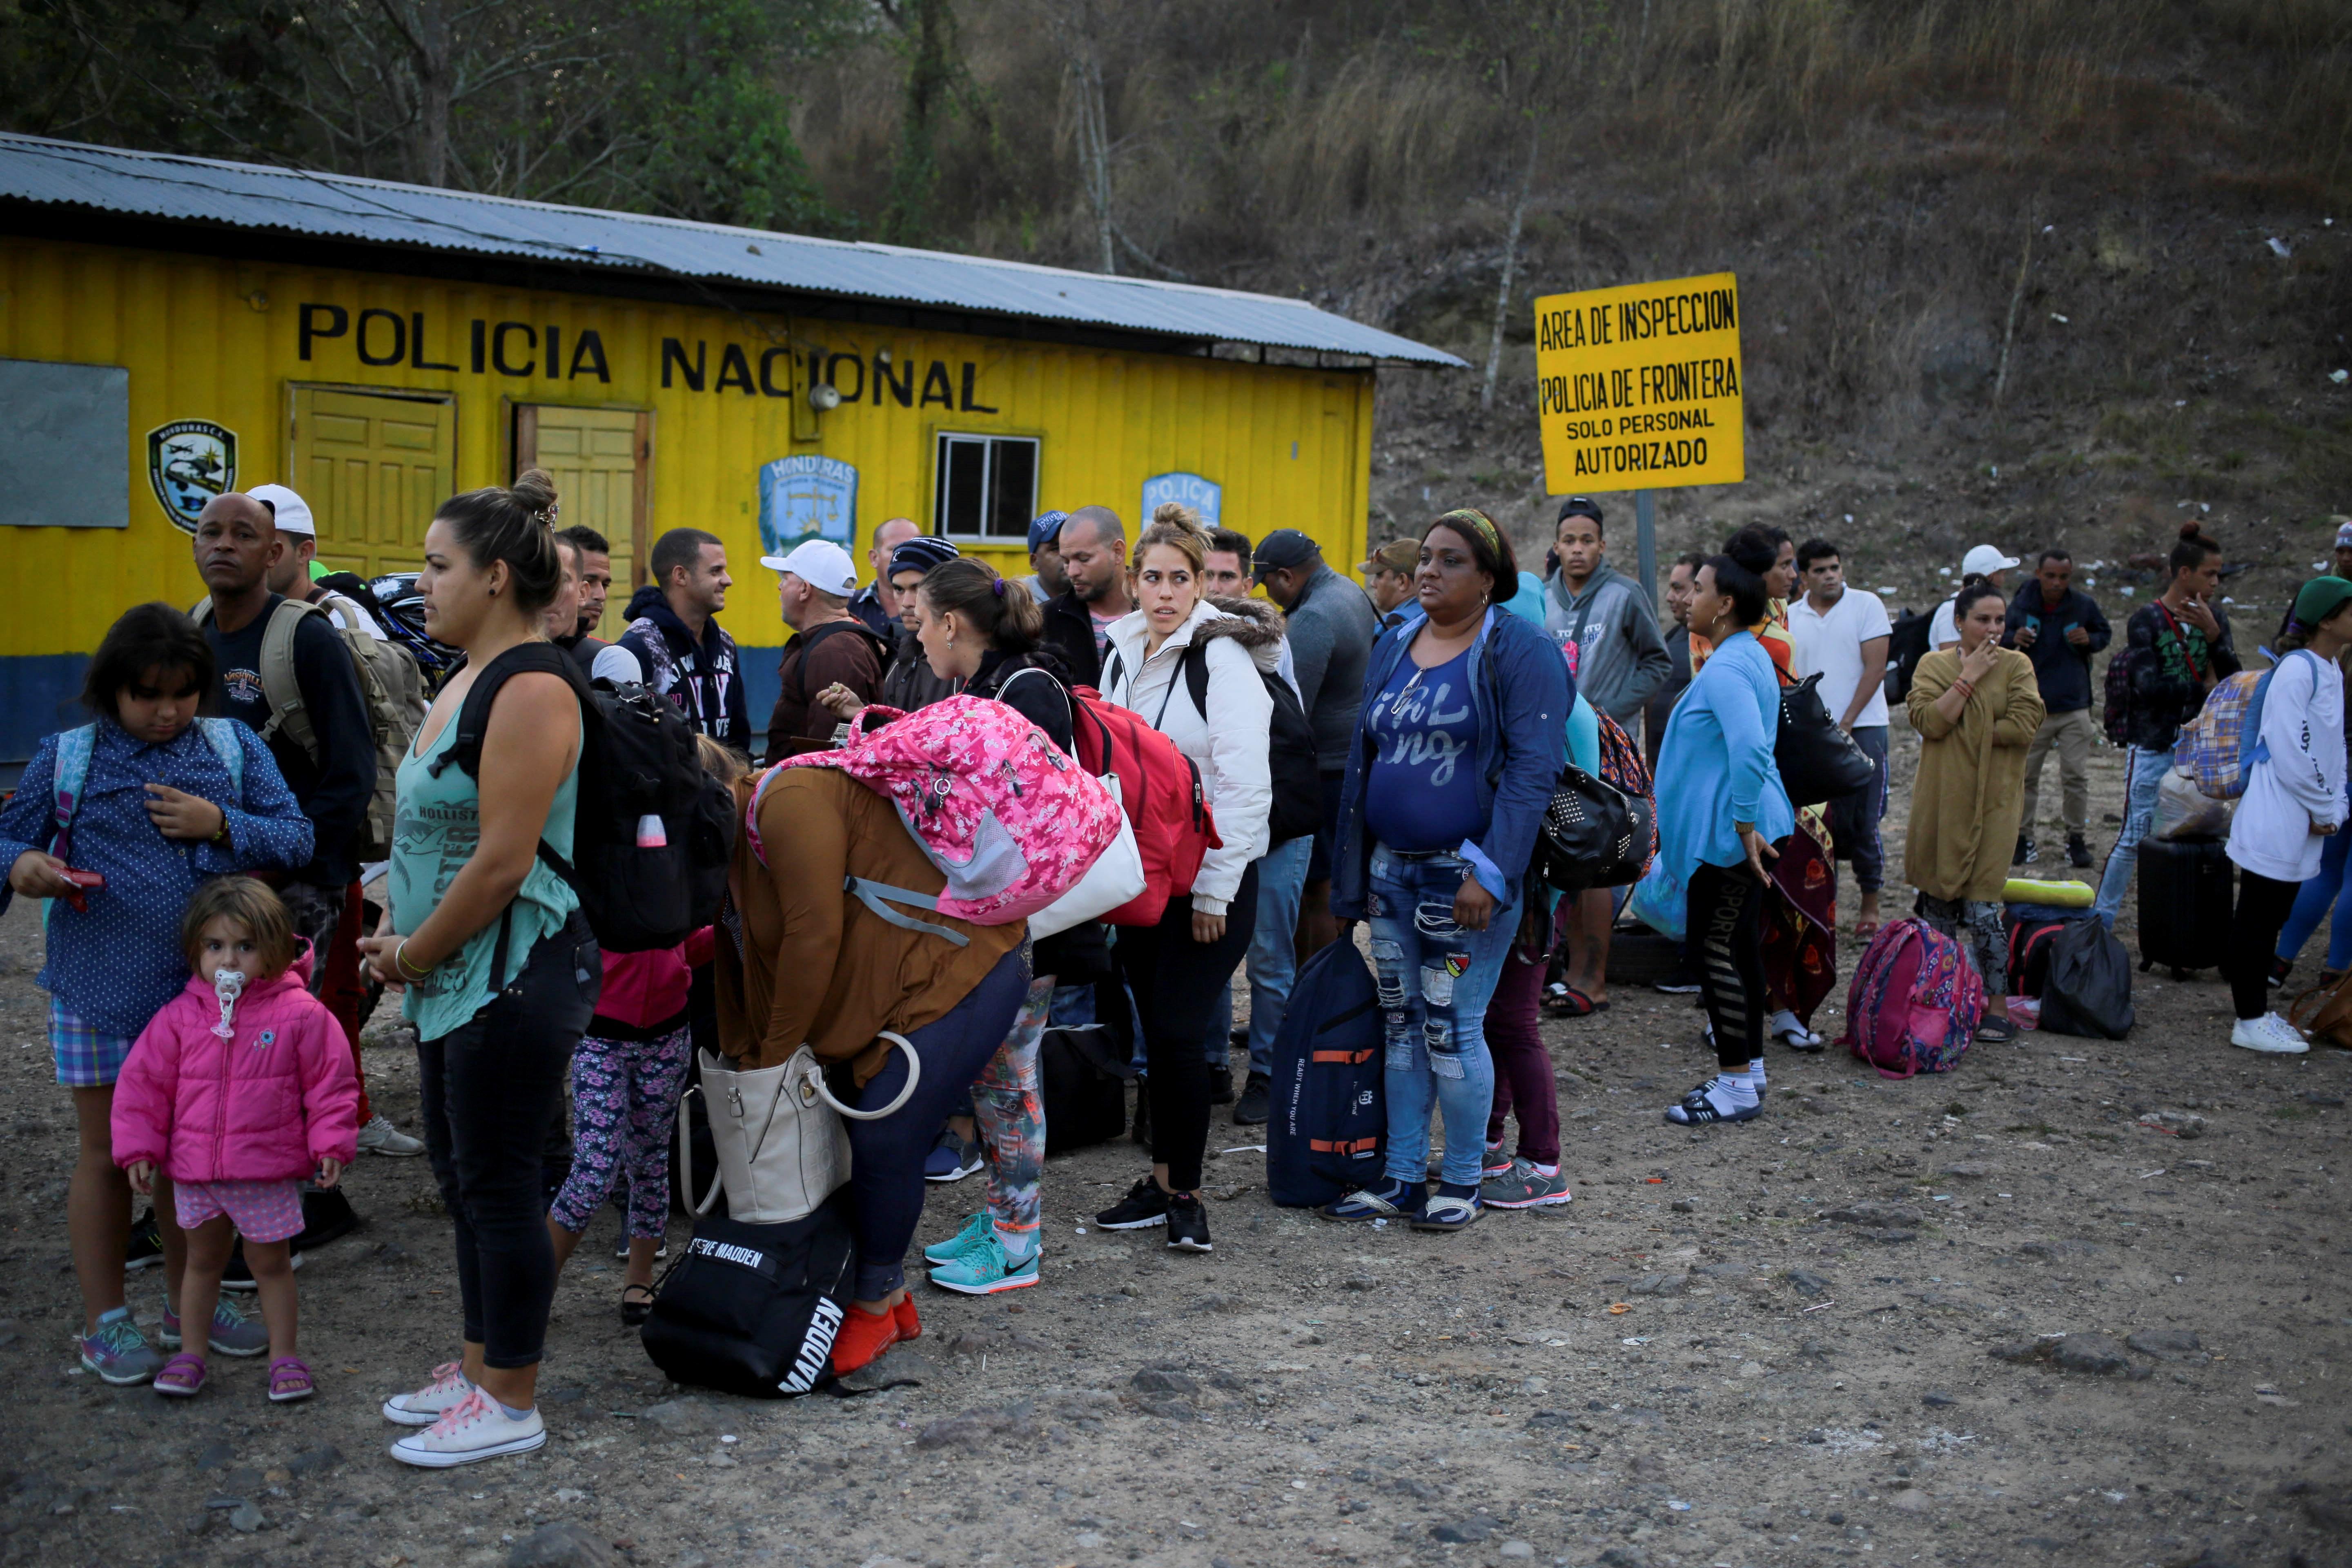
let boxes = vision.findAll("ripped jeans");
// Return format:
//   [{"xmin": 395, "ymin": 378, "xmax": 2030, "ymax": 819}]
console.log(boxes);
[{"xmin": 1365, "ymin": 846, "xmax": 1516, "ymax": 1189}]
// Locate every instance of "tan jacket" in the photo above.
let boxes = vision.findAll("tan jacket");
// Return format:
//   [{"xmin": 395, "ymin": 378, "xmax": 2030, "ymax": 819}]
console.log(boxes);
[
  {"xmin": 715, "ymin": 768, "xmax": 1025, "ymax": 1080},
  {"xmin": 1905, "ymin": 646, "xmax": 2045, "ymax": 902}
]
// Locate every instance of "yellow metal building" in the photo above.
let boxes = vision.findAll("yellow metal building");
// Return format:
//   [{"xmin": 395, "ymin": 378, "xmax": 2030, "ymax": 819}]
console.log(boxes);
[{"xmin": 0, "ymin": 134, "xmax": 1456, "ymax": 762}]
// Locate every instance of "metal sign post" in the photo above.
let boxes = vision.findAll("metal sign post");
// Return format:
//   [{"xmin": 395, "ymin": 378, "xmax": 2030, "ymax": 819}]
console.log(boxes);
[{"xmin": 1635, "ymin": 490, "xmax": 1657, "ymax": 609}]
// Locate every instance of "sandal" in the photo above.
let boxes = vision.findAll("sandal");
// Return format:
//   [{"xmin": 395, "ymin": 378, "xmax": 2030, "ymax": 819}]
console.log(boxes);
[
  {"xmin": 154, "ymin": 1352, "xmax": 207, "ymax": 1397},
  {"xmin": 268, "ymin": 1356, "xmax": 314, "ymax": 1403},
  {"xmin": 1544, "ymin": 984, "xmax": 1600, "ymax": 1018},
  {"xmin": 1854, "ymin": 918, "xmax": 1882, "ymax": 942},
  {"xmin": 1410, "ymin": 1193, "xmax": 1483, "ymax": 1233},
  {"xmin": 1319, "ymin": 1184, "xmax": 1420, "ymax": 1222},
  {"xmin": 1974, "ymin": 1016, "xmax": 2019, "ymax": 1044},
  {"xmin": 619, "ymin": 1283, "xmax": 656, "ymax": 1327}
]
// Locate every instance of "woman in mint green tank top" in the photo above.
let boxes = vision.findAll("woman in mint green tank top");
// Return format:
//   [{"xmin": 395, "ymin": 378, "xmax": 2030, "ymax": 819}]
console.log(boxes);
[{"xmin": 358, "ymin": 470, "xmax": 600, "ymax": 1469}]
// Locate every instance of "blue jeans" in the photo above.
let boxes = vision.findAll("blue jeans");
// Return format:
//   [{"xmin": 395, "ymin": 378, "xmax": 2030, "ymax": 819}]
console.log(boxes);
[
  {"xmin": 1365, "ymin": 846, "xmax": 1515, "ymax": 1188},
  {"xmin": 2092, "ymin": 745, "xmax": 2169, "ymax": 927},
  {"xmin": 2280, "ymin": 782, "xmax": 2352, "ymax": 972},
  {"xmin": 1202, "ymin": 835, "xmax": 1315, "ymax": 1077}
]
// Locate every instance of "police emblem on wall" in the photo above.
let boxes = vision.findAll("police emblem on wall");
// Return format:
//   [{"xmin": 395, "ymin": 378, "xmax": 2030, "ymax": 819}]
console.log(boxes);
[
  {"xmin": 757, "ymin": 454, "xmax": 857, "ymax": 556},
  {"xmin": 147, "ymin": 420, "xmax": 238, "ymax": 533},
  {"xmin": 1141, "ymin": 471, "xmax": 1220, "ymax": 527}
]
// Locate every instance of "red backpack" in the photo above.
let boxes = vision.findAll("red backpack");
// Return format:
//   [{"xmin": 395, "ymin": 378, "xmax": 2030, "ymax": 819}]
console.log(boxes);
[
  {"xmin": 1066, "ymin": 685, "xmax": 1221, "ymax": 927},
  {"xmin": 1835, "ymin": 918, "xmax": 1986, "ymax": 1078}
]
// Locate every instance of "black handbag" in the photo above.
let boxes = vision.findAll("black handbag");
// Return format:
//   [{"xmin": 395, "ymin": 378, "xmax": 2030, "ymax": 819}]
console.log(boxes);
[
  {"xmin": 1537, "ymin": 765, "xmax": 1655, "ymax": 892},
  {"xmin": 1776, "ymin": 673, "xmax": 1877, "ymax": 808},
  {"xmin": 639, "ymin": 1198, "xmax": 857, "ymax": 1397}
]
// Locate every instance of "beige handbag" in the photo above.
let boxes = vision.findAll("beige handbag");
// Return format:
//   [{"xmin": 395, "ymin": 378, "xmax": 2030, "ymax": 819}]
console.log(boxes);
[{"xmin": 693, "ymin": 1035, "xmax": 922, "ymax": 1224}]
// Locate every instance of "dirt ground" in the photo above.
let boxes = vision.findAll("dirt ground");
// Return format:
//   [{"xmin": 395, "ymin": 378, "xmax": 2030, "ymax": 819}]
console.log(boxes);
[{"xmin": 3, "ymin": 720, "xmax": 2350, "ymax": 1568}]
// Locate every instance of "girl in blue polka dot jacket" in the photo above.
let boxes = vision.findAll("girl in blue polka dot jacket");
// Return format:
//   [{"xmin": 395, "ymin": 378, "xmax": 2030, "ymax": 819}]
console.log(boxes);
[{"xmin": 0, "ymin": 603, "xmax": 313, "ymax": 1388}]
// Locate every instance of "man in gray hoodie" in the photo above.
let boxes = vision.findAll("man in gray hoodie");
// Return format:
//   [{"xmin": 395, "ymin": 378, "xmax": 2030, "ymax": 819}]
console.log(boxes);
[{"xmin": 1543, "ymin": 497, "xmax": 1672, "ymax": 733}]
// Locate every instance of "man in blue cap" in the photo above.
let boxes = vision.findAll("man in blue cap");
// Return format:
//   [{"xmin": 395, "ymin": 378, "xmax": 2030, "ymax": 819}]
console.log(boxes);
[{"xmin": 1024, "ymin": 509, "xmax": 1071, "ymax": 604}]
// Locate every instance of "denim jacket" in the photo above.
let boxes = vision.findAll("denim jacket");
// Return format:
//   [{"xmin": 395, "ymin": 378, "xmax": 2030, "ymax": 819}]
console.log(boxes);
[{"xmin": 1331, "ymin": 605, "xmax": 1570, "ymax": 916}]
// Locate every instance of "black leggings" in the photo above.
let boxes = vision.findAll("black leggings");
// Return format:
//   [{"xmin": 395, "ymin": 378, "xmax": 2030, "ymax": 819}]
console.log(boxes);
[
  {"xmin": 417, "ymin": 912, "xmax": 601, "ymax": 1370},
  {"xmin": 2230, "ymin": 869, "xmax": 2302, "ymax": 1021},
  {"xmin": 1687, "ymin": 861, "xmax": 1768, "ymax": 1071},
  {"xmin": 1115, "ymin": 862, "xmax": 1259, "ymax": 1192},
  {"xmin": 844, "ymin": 947, "xmax": 1030, "ymax": 1300}
]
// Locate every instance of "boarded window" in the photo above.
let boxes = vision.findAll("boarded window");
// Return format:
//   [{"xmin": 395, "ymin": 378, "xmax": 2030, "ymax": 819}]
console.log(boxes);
[{"xmin": 0, "ymin": 359, "xmax": 128, "ymax": 528}]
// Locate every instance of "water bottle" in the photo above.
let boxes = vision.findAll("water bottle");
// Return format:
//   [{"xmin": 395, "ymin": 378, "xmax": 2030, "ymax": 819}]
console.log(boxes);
[{"xmin": 636, "ymin": 813, "xmax": 668, "ymax": 849}]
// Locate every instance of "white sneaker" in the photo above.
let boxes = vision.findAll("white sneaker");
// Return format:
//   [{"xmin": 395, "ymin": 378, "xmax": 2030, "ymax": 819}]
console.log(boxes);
[
  {"xmin": 389, "ymin": 1388, "xmax": 546, "ymax": 1468},
  {"xmin": 382, "ymin": 1361, "xmax": 474, "ymax": 1426},
  {"xmin": 2231, "ymin": 1013, "xmax": 2310, "ymax": 1055},
  {"xmin": 356, "ymin": 1114, "xmax": 426, "ymax": 1157}
]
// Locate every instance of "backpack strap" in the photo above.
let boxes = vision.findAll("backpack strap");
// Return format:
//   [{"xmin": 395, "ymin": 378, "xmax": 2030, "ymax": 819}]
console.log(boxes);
[
  {"xmin": 193, "ymin": 717, "xmax": 245, "ymax": 794},
  {"xmin": 49, "ymin": 724, "xmax": 96, "ymax": 857},
  {"xmin": 791, "ymin": 621, "xmax": 891, "ymax": 706},
  {"xmin": 845, "ymin": 876, "xmax": 971, "ymax": 947},
  {"xmin": 426, "ymin": 643, "xmax": 594, "ymax": 982},
  {"xmin": 256, "ymin": 598, "xmax": 327, "ymax": 762}
]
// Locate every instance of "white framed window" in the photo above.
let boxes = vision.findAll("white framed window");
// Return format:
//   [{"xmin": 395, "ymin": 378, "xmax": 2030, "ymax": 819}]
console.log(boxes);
[{"xmin": 933, "ymin": 432, "xmax": 1038, "ymax": 541}]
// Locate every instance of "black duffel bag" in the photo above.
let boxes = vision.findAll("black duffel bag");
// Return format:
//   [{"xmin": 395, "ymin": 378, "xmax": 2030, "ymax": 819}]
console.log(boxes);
[
  {"xmin": 1537, "ymin": 765, "xmax": 1655, "ymax": 892},
  {"xmin": 640, "ymin": 1196, "xmax": 855, "ymax": 1398},
  {"xmin": 2038, "ymin": 919, "xmax": 2136, "ymax": 1039},
  {"xmin": 1776, "ymin": 673, "xmax": 1877, "ymax": 808}
]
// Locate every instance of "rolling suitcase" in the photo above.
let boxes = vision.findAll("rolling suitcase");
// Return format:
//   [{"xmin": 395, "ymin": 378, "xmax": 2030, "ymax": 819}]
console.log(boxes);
[{"xmin": 2135, "ymin": 835, "xmax": 2232, "ymax": 973}]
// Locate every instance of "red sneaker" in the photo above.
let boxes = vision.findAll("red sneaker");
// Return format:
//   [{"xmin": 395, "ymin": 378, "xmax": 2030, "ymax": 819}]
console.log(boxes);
[
  {"xmin": 829, "ymin": 1303, "xmax": 902, "ymax": 1375},
  {"xmin": 893, "ymin": 1294, "xmax": 922, "ymax": 1343}
]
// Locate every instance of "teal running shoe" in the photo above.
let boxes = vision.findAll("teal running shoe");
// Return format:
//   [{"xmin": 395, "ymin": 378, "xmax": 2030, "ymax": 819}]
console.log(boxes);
[
  {"xmin": 927, "ymin": 1233, "xmax": 1040, "ymax": 1296},
  {"xmin": 922, "ymin": 1212, "xmax": 993, "ymax": 1267}
]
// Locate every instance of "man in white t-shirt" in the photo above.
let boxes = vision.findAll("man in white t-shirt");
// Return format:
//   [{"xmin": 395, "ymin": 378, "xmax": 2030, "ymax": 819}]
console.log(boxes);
[
  {"xmin": 1929, "ymin": 543, "xmax": 2021, "ymax": 650},
  {"xmin": 1789, "ymin": 537, "xmax": 1894, "ymax": 938}
]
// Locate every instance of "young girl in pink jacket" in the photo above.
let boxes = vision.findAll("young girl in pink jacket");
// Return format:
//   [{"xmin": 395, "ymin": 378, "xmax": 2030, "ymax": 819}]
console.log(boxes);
[{"xmin": 112, "ymin": 877, "xmax": 360, "ymax": 1401}]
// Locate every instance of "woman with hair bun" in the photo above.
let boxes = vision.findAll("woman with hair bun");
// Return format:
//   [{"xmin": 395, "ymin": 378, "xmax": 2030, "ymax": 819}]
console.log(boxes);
[
  {"xmin": 1645, "ymin": 549, "xmax": 1794, "ymax": 1125},
  {"xmin": 358, "ymin": 470, "xmax": 604, "ymax": 1468},
  {"xmin": 900, "ymin": 556, "xmax": 1084, "ymax": 1293}
]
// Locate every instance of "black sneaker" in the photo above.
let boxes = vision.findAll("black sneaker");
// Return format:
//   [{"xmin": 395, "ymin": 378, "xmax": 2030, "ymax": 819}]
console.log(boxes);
[
  {"xmin": 220, "ymin": 1241, "xmax": 306, "ymax": 1292},
  {"xmin": 1096, "ymin": 1176, "xmax": 1171, "ymax": 1230},
  {"xmin": 2067, "ymin": 833, "xmax": 2093, "ymax": 869},
  {"xmin": 2012, "ymin": 835, "xmax": 2036, "ymax": 866},
  {"xmin": 1207, "ymin": 1064, "xmax": 1234, "ymax": 1106},
  {"xmin": 2270, "ymin": 956, "xmax": 2294, "ymax": 990},
  {"xmin": 1165, "ymin": 1193, "xmax": 1213, "ymax": 1252},
  {"xmin": 1229, "ymin": 1026, "xmax": 1248, "ymax": 1050},
  {"xmin": 123, "ymin": 1207, "xmax": 164, "ymax": 1272},
  {"xmin": 1233, "ymin": 1071, "xmax": 1272, "ymax": 1126}
]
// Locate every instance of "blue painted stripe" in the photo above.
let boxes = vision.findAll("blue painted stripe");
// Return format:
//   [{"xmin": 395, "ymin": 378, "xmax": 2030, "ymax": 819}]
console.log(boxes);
[{"xmin": 1, "ymin": 653, "xmax": 91, "ymax": 768}]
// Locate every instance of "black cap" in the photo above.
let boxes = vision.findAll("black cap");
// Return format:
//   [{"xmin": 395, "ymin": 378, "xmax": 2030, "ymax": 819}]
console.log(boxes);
[
  {"xmin": 1556, "ymin": 496, "xmax": 1604, "ymax": 528},
  {"xmin": 1252, "ymin": 528, "xmax": 1318, "ymax": 580}
]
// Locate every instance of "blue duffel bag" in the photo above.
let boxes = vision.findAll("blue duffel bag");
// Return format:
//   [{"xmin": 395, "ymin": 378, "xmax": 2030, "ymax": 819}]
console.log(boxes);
[{"xmin": 1267, "ymin": 940, "xmax": 1385, "ymax": 1208}]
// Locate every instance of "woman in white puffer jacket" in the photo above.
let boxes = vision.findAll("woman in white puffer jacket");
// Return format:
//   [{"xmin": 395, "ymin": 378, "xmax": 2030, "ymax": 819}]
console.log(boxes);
[{"xmin": 1090, "ymin": 509, "xmax": 1273, "ymax": 1256}]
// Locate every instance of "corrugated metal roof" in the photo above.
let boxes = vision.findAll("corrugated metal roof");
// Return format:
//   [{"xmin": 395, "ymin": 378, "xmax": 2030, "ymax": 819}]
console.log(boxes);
[{"xmin": 0, "ymin": 133, "xmax": 1463, "ymax": 367}]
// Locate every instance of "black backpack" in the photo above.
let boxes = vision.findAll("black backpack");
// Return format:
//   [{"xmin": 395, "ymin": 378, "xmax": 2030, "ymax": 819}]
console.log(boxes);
[
  {"xmin": 1885, "ymin": 608, "xmax": 1933, "ymax": 703},
  {"xmin": 1267, "ymin": 941, "xmax": 1385, "ymax": 1207},
  {"xmin": 1181, "ymin": 644, "xmax": 1322, "ymax": 845},
  {"xmin": 639, "ymin": 1200, "xmax": 856, "ymax": 1397},
  {"xmin": 438, "ymin": 643, "xmax": 736, "ymax": 955}
]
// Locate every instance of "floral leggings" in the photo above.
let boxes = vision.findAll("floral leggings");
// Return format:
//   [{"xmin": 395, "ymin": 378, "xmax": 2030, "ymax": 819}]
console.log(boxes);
[
  {"xmin": 971, "ymin": 973, "xmax": 1052, "ymax": 1247},
  {"xmin": 547, "ymin": 1025, "xmax": 693, "ymax": 1240}
]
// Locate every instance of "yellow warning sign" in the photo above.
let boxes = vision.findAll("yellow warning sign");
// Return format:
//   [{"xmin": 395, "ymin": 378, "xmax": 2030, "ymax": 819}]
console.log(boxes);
[{"xmin": 1534, "ymin": 272, "xmax": 1744, "ymax": 493}]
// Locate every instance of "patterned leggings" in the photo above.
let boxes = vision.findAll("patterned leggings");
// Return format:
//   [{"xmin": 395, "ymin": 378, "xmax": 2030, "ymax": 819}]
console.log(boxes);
[
  {"xmin": 547, "ymin": 1025, "xmax": 693, "ymax": 1239},
  {"xmin": 971, "ymin": 973, "xmax": 1051, "ymax": 1247}
]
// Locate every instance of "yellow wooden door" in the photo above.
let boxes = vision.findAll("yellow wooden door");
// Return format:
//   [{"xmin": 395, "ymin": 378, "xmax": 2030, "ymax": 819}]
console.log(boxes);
[
  {"xmin": 289, "ymin": 388, "xmax": 455, "ymax": 581},
  {"xmin": 517, "ymin": 405, "xmax": 649, "ymax": 640}
]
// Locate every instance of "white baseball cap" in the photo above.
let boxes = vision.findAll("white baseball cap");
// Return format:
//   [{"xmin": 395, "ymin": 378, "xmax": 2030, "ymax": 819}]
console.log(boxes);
[
  {"xmin": 761, "ymin": 538, "xmax": 859, "ymax": 596},
  {"xmin": 1961, "ymin": 543, "xmax": 2020, "ymax": 577},
  {"xmin": 250, "ymin": 483, "xmax": 316, "ymax": 537}
]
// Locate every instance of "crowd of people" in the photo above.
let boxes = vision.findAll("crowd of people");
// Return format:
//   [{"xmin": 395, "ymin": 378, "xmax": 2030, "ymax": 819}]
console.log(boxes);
[{"xmin": 5, "ymin": 469, "xmax": 2347, "ymax": 1466}]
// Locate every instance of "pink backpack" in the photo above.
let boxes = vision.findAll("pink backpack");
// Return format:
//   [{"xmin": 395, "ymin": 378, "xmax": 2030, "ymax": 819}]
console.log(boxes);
[
  {"xmin": 772, "ymin": 696, "xmax": 1123, "ymax": 926},
  {"xmin": 1835, "ymin": 917, "xmax": 1985, "ymax": 1078}
]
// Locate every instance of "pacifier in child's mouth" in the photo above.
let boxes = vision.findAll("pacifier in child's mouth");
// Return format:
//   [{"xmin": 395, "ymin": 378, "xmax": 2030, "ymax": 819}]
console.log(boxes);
[{"xmin": 211, "ymin": 969, "xmax": 246, "ymax": 1039}]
